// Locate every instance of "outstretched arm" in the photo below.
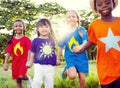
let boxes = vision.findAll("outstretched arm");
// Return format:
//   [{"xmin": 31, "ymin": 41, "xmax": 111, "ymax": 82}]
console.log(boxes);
[{"xmin": 73, "ymin": 41, "xmax": 94, "ymax": 53}]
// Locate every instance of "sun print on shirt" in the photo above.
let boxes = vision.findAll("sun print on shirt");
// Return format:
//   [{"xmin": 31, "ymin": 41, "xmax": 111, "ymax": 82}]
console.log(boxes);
[
  {"xmin": 99, "ymin": 27, "xmax": 120, "ymax": 52},
  {"xmin": 38, "ymin": 42, "xmax": 54, "ymax": 60}
]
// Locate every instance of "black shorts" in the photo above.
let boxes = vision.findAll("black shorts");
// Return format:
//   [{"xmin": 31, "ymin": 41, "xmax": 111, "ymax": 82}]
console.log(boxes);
[{"xmin": 101, "ymin": 78, "xmax": 120, "ymax": 88}]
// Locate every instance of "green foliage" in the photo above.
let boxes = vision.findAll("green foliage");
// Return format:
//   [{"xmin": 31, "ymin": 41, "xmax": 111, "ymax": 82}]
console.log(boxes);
[
  {"xmin": 86, "ymin": 72, "xmax": 100, "ymax": 88},
  {"xmin": 79, "ymin": 10, "xmax": 100, "ymax": 30},
  {"xmin": 54, "ymin": 77, "xmax": 79, "ymax": 88},
  {"xmin": 39, "ymin": 2, "xmax": 66, "ymax": 19},
  {"xmin": 87, "ymin": 45, "xmax": 97, "ymax": 60},
  {"xmin": 0, "ymin": 34, "xmax": 11, "ymax": 64},
  {"xmin": 0, "ymin": 0, "xmax": 38, "ymax": 36},
  {"xmin": 0, "ymin": 0, "xmax": 66, "ymax": 36},
  {"xmin": 86, "ymin": 61, "xmax": 100, "ymax": 88}
]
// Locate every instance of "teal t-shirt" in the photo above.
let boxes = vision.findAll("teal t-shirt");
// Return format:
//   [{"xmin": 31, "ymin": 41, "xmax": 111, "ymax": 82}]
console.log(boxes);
[{"xmin": 58, "ymin": 27, "xmax": 89, "ymax": 73}]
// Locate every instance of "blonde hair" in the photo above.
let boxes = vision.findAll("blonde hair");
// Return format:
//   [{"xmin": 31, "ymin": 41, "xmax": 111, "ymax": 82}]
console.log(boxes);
[
  {"xmin": 66, "ymin": 10, "xmax": 83, "ymax": 37},
  {"xmin": 66, "ymin": 10, "xmax": 81, "ymax": 28}
]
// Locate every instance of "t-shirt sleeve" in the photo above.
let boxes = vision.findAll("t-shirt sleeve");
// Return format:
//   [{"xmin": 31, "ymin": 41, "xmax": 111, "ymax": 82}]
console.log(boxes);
[
  {"xmin": 31, "ymin": 39, "xmax": 36, "ymax": 53},
  {"xmin": 58, "ymin": 38, "xmax": 66, "ymax": 48},
  {"xmin": 80, "ymin": 27, "xmax": 88, "ymax": 41},
  {"xmin": 88, "ymin": 23, "xmax": 97, "ymax": 44},
  {"xmin": 5, "ymin": 44, "xmax": 13, "ymax": 54}
]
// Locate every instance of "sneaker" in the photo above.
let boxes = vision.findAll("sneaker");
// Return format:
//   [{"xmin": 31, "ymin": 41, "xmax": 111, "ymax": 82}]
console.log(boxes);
[
  {"xmin": 62, "ymin": 66, "xmax": 67, "ymax": 79},
  {"xmin": 27, "ymin": 76, "xmax": 32, "ymax": 88}
]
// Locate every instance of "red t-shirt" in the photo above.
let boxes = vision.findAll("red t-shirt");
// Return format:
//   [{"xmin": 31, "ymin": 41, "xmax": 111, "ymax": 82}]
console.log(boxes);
[
  {"xmin": 88, "ymin": 17, "xmax": 120, "ymax": 85},
  {"xmin": 6, "ymin": 36, "xmax": 31, "ymax": 79}
]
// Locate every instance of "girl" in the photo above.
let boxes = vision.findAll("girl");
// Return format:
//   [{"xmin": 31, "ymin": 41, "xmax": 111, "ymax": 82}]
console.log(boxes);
[
  {"xmin": 26, "ymin": 18, "xmax": 60, "ymax": 88},
  {"xmin": 57, "ymin": 10, "xmax": 89, "ymax": 88},
  {"xmin": 73, "ymin": 0, "xmax": 120, "ymax": 88},
  {"xmin": 4, "ymin": 19, "xmax": 32, "ymax": 88}
]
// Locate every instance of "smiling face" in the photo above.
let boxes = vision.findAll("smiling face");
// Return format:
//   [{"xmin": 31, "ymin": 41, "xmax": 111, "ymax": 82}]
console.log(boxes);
[
  {"xmin": 37, "ymin": 23, "xmax": 50, "ymax": 38},
  {"xmin": 66, "ymin": 11, "xmax": 79, "ymax": 27},
  {"xmin": 95, "ymin": 0, "xmax": 114, "ymax": 16},
  {"xmin": 13, "ymin": 21, "xmax": 24, "ymax": 35}
]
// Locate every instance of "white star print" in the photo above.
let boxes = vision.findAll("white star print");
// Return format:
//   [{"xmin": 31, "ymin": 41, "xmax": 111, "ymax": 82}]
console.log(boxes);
[{"xmin": 99, "ymin": 28, "xmax": 120, "ymax": 52}]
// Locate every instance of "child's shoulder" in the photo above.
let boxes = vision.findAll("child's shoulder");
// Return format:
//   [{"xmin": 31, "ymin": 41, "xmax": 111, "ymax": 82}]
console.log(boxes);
[
  {"xmin": 90, "ymin": 18, "xmax": 102, "ymax": 26},
  {"xmin": 91, "ymin": 17, "xmax": 120, "ymax": 24},
  {"xmin": 23, "ymin": 35, "xmax": 30, "ymax": 39},
  {"xmin": 79, "ymin": 26, "xmax": 86, "ymax": 30},
  {"xmin": 32, "ymin": 37, "xmax": 39, "ymax": 41},
  {"xmin": 32, "ymin": 37, "xmax": 45, "ymax": 42},
  {"xmin": 31, "ymin": 38, "xmax": 40, "ymax": 45},
  {"xmin": 23, "ymin": 36, "xmax": 31, "ymax": 41},
  {"xmin": 78, "ymin": 26, "xmax": 86, "ymax": 32},
  {"xmin": 92, "ymin": 18, "xmax": 101, "ymax": 22}
]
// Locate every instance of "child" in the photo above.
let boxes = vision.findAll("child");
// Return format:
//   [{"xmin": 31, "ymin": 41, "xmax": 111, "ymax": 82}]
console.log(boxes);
[
  {"xmin": 73, "ymin": 0, "xmax": 120, "ymax": 88},
  {"xmin": 57, "ymin": 10, "xmax": 89, "ymax": 88},
  {"xmin": 3, "ymin": 19, "xmax": 32, "ymax": 88},
  {"xmin": 26, "ymin": 18, "xmax": 60, "ymax": 88}
]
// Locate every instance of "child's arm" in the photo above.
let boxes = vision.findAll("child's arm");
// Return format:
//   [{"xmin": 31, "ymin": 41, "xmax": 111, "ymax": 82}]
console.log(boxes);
[
  {"xmin": 4, "ymin": 53, "xmax": 11, "ymax": 71},
  {"xmin": 26, "ymin": 51, "xmax": 35, "ymax": 68},
  {"xmin": 73, "ymin": 27, "xmax": 94, "ymax": 53},
  {"xmin": 56, "ymin": 47, "xmax": 63, "ymax": 65},
  {"xmin": 73, "ymin": 41, "xmax": 94, "ymax": 53}
]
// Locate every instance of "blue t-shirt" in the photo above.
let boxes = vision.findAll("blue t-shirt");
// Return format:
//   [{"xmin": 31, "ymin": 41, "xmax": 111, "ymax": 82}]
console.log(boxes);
[
  {"xmin": 58, "ymin": 27, "xmax": 88, "ymax": 71},
  {"xmin": 31, "ymin": 38, "xmax": 56, "ymax": 66}
]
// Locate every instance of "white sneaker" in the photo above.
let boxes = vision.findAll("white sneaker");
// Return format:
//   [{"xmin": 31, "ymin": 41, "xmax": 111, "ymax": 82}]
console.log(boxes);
[{"xmin": 27, "ymin": 76, "xmax": 32, "ymax": 88}]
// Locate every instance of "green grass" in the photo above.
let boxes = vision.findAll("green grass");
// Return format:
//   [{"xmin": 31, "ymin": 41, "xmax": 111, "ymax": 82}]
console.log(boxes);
[{"xmin": 0, "ymin": 60, "xmax": 100, "ymax": 88}]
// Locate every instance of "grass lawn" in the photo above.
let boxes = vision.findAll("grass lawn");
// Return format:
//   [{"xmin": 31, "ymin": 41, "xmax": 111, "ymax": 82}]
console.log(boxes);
[{"xmin": 0, "ymin": 60, "xmax": 100, "ymax": 88}]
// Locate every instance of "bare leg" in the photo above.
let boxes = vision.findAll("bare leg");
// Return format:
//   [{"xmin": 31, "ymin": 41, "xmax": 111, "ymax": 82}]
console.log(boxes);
[
  {"xmin": 78, "ymin": 72, "xmax": 86, "ymax": 88},
  {"xmin": 67, "ymin": 67, "xmax": 77, "ymax": 80},
  {"xmin": 16, "ymin": 78, "xmax": 22, "ymax": 88},
  {"xmin": 19, "ymin": 75, "xmax": 32, "ymax": 88},
  {"xmin": 19, "ymin": 75, "xmax": 29, "ymax": 80}
]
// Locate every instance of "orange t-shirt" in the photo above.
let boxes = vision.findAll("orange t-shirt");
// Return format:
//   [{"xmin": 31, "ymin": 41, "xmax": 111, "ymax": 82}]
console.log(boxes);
[{"xmin": 88, "ymin": 17, "xmax": 120, "ymax": 85}]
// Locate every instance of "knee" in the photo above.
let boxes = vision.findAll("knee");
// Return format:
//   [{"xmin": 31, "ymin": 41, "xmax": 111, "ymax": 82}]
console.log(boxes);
[
  {"xmin": 67, "ymin": 67, "xmax": 77, "ymax": 80},
  {"xmin": 68, "ymin": 73, "xmax": 77, "ymax": 80}
]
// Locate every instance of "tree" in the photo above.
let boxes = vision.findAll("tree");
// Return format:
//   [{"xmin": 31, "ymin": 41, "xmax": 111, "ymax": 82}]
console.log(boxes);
[
  {"xmin": 0, "ymin": 0, "xmax": 66, "ymax": 35},
  {"xmin": 38, "ymin": 2, "xmax": 66, "ymax": 19},
  {"xmin": 79, "ymin": 10, "xmax": 100, "ymax": 30},
  {"xmin": 0, "ymin": 0, "xmax": 39, "ymax": 36}
]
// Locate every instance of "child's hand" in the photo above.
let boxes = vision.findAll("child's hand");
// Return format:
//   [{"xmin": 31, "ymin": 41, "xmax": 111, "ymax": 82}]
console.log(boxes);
[
  {"xmin": 56, "ymin": 59, "xmax": 61, "ymax": 66},
  {"xmin": 26, "ymin": 61, "xmax": 32, "ymax": 68},
  {"xmin": 4, "ymin": 63, "xmax": 9, "ymax": 71},
  {"xmin": 72, "ymin": 45, "xmax": 83, "ymax": 53}
]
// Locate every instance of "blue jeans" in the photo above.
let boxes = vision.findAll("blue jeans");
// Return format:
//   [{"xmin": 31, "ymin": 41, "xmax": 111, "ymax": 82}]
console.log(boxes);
[{"xmin": 101, "ymin": 78, "xmax": 120, "ymax": 88}]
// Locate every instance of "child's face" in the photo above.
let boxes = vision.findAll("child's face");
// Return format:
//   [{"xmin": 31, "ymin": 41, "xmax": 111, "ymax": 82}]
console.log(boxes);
[
  {"xmin": 66, "ymin": 11, "xmax": 78, "ymax": 27},
  {"xmin": 95, "ymin": 0, "xmax": 114, "ymax": 16},
  {"xmin": 37, "ymin": 24, "xmax": 50, "ymax": 37},
  {"xmin": 14, "ymin": 21, "xmax": 24, "ymax": 34}
]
